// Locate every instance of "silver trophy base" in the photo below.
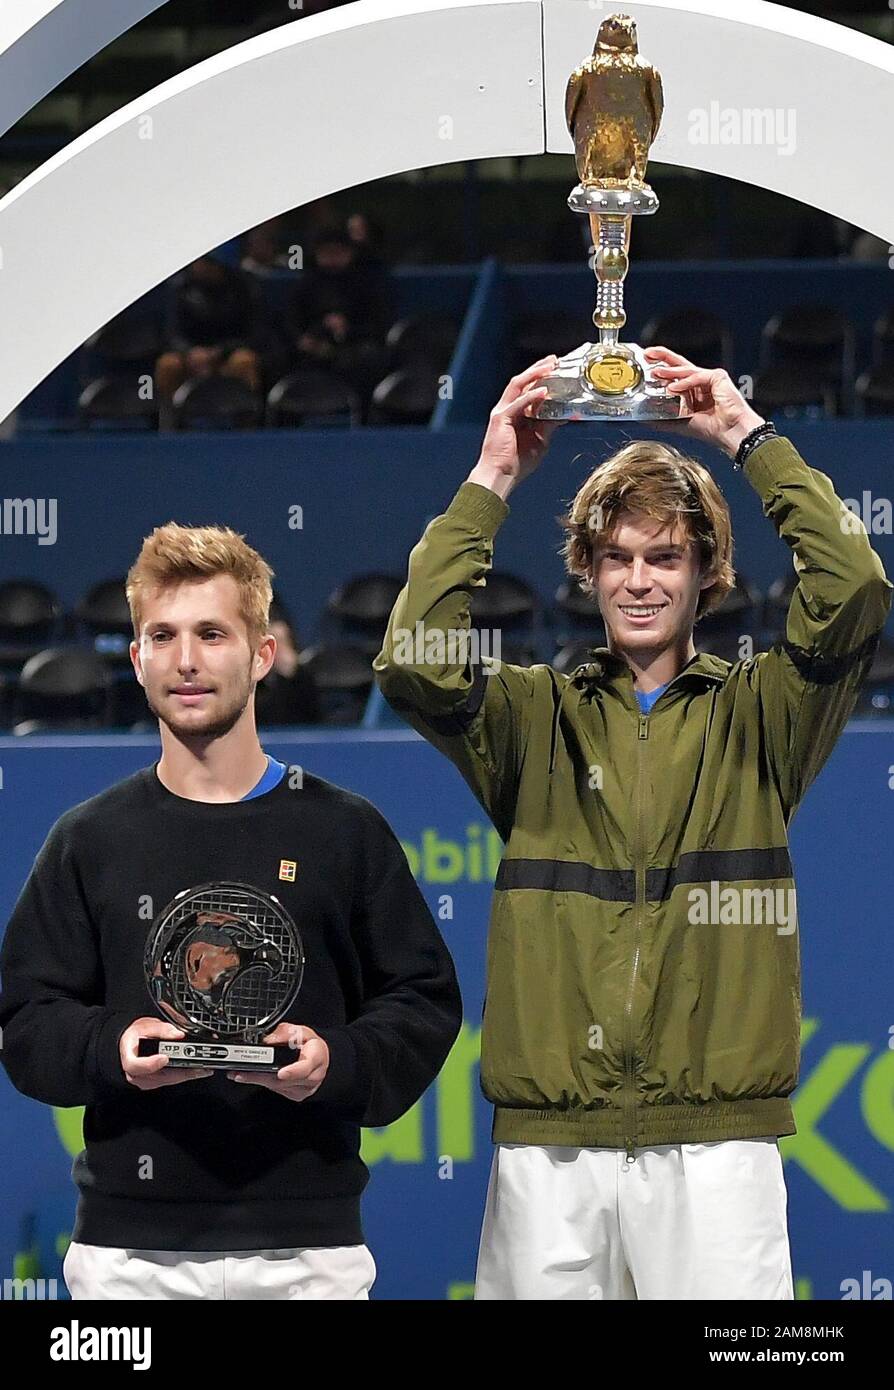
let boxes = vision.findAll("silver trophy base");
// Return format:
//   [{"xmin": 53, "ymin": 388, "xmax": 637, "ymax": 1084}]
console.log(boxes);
[
  {"xmin": 568, "ymin": 183, "xmax": 660, "ymax": 217},
  {"xmin": 532, "ymin": 341, "xmax": 690, "ymax": 423},
  {"xmin": 138, "ymin": 1037, "xmax": 299, "ymax": 1071}
]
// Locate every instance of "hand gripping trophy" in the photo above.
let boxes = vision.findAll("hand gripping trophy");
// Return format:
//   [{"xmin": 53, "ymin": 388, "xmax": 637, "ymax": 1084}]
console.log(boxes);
[{"xmin": 534, "ymin": 13, "xmax": 689, "ymax": 422}]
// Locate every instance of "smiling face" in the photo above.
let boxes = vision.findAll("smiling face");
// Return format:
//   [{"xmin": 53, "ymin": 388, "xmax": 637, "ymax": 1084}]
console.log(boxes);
[
  {"xmin": 590, "ymin": 510, "xmax": 712, "ymax": 657},
  {"xmin": 131, "ymin": 574, "xmax": 274, "ymax": 741}
]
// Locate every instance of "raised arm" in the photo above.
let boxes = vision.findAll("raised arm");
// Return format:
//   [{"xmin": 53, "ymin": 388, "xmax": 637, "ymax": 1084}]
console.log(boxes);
[
  {"xmin": 372, "ymin": 359, "xmax": 563, "ymax": 840},
  {"xmin": 645, "ymin": 345, "xmax": 893, "ymax": 820},
  {"xmin": 743, "ymin": 438, "xmax": 891, "ymax": 818}
]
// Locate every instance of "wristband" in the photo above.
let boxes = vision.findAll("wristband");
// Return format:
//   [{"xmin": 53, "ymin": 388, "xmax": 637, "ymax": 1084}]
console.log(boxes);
[{"xmin": 733, "ymin": 419, "xmax": 777, "ymax": 471}]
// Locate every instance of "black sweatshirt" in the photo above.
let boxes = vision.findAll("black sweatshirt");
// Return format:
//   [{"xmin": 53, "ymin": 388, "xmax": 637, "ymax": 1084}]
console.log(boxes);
[{"xmin": 0, "ymin": 765, "xmax": 462, "ymax": 1251}]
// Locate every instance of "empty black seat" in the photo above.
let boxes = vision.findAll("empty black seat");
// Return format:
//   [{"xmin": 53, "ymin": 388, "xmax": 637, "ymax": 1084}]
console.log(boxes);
[
  {"xmin": 0, "ymin": 580, "xmax": 61, "ymax": 666},
  {"xmin": 469, "ymin": 572, "xmax": 539, "ymax": 626},
  {"xmin": 297, "ymin": 644, "xmax": 373, "ymax": 725},
  {"xmin": 15, "ymin": 646, "xmax": 113, "ymax": 727},
  {"xmin": 751, "ymin": 365, "xmax": 838, "ymax": 419},
  {"xmin": 78, "ymin": 377, "xmax": 159, "ymax": 430},
  {"xmin": 760, "ymin": 305, "xmax": 854, "ymax": 411},
  {"xmin": 554, "ymin": 577, "xmax": 598, "ymax": 624},
  {"xmin": 368, "ymin": 369, "xmax": 441, "ymax": 426},
  {"xmin": 266, "ymin": 369, "xmax": 361, "ymax": 428},
  {"xmin": 76, "ymin": 579, "xmax": 133, "ymax": 664},
  {"xmin": 855, "ymin": 365, "xmax": 894, "ymax": 417},
  {"xmin": 763, "ymin": 573, "xmax": 797, "ymax": 635},
  {"xmin": 640, "ymin": 308, "xmax": 733, "ymax": 371},
  {"xmin": 854, "ymin": 638, "xmax": 894, "ymax": 717},
  {"xmin": 698, "ymin": 574, "xmax": 762, "ymax": 633},
  {"xmin": 327, "ymin": 574, "xmax": 404, "ymax": 628},
  {"xmin": 495, "ymin": 642, "xmax": 539, "ymax": 668},
  {"xmin": 870, "ymin": 308, "xmax": 894, "ymax": 369},
  {"xmin": 325, "ymin": 574, "xmax": 404, "ymax": 650},
  {"xmin": 13, "ymin": 717, "xmax": 109, "ymax": 736},
  {"xmin": 509, "ymin": 312, "xmax": 590, "ymax": 375},
  {"xmin": 761, "ymin": 305, "xmax": 853, "ymax": 370},
  {"xmin": 695, "ymin": 629, "xmax": 755, "ymax": 664},
  {"xmin": 172, "ymin": 376, "xmax": 263, "ymax": 430},
  {"xmin": 553, "ymin": 638, "xmax": 604, "ymax": 675},
  {"xmin": 85, "ymin": 312, "xmax": 165, "ymax": 365},
  {"xmin": 386, "ymin": 314, "xmax": 459, "ymax": 372}
]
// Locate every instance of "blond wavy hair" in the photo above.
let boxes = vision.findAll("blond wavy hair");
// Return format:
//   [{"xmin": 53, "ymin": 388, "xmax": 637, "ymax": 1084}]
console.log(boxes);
[
  {"xmin": 558, "ymin": 440, "xmax": 736, "ymax": 622},
  {"xmin": 126, "ymin": 522, "xmax": 274, "ymax": 647}
]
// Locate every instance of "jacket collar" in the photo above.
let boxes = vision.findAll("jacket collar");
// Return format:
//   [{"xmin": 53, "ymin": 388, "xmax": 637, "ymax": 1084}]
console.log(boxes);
[{"xmin": 570, "ymin": 645, "xmax": 729, "ymax": 693}]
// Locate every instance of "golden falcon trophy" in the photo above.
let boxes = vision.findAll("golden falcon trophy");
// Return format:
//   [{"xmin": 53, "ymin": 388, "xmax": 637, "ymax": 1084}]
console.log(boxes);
[{"xmin": 534, "ymin": 13, "xmax": 690, "ymax": 422}]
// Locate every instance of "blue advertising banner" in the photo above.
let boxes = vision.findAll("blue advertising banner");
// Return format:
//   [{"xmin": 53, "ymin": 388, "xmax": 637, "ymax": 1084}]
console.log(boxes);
[{"xmin": 0, "ymin": 728, "xmax": 891, "ymax": 1301}]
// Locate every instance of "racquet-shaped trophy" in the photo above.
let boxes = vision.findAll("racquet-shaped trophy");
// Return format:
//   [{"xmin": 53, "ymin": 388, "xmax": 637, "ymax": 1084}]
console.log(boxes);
[
  {"xmin": 138, "ymin": 881, "xmax": 305, "ymax": 1071},
  {"xmin": 534, "ymin": 12, "xmax": 691, "ymax": 422}
]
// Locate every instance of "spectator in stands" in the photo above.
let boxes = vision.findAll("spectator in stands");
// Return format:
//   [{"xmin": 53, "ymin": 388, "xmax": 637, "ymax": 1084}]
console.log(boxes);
[
  {"xmin": 155, "ymin": 252, "xmax": 285, "ymax": 406},
  {"xmin": 345, "ymin": 212, "xmax": 386, "ymax": 275},
  {"xmin": 849, "ymin": 231, "xmax": 888, "ymax": 263},
  {"xmin": 241, "ymin": 219, "xmax": 290, "ymax": 277},
  {"xmin": 255, "ymin": 598, "xmax": 322, "ymax": 726},
  {"xmin": 285, "ymin": 226, "xmax": 392, "ymax": 400}
]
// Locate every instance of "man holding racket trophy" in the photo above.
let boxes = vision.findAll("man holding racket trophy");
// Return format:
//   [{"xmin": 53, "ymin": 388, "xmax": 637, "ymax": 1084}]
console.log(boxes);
[{"xmin": 0, "ymin": 523, "xmax": 462, "ymax": 1300}]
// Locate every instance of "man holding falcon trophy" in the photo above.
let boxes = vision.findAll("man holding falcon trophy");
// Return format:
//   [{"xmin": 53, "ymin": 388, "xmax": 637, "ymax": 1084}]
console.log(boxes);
[{"xmin": 374, "ymin": 14, "xmax": 892, "ymax": 1299}]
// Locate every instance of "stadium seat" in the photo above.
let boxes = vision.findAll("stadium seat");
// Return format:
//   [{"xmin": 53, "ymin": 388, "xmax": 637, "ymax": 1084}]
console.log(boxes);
[
  {"xmin": 75, "ymin": 579, "xmax": 133, "ymax": 663},
  {"xmin": 553, "ymin": 638, "xmax": 604, "ymax": 674},
  {"xmin": 870, "ymin": 307, "xmax": 894, "ymax": 368},
  {"xmin": 759, "ymin": 305, "xmax": 855, "ymax": 413},
  {"xmin": 695, "ymin": 629, "xmax": 754, "ymax": 664},
  {"xmin": 509, "ymin": 312, "xmax": 591, "ymax": 376},
  {"xmin": 386, "ymin": 314, "xmax": 459, "ymax": 372},
  {"xmin": 172, "ymin": 376, "xmax": 263, "ymax": 431},
  {"xmin": 697, "ymin": 574, "xmax": 763, "ymax": 637},
  {"xmin": 78, "ymin": 377, "xmax": 159, "ymax": 431},
  {"xmin": 325, "ymin": 574, "xmax": 405, "ymax": 652},
  {"xmin": 640, "ymin": 308, "xmax": 733, "ymax": 371},
  {"xmin": 469, "ymin": 572, "xmax": 540, "ymax": 627},
  {"xmin": 763, "ymin": 572, "xmax": 802, "ymax": 639},
  {"xmin": 367, "ymin": 369, "xmax": 442, "ymax": 426},
  {"xmin": 296, "ymin": 644, "xmax": 374, "ymax": 725},
  {"xmin": 855, "ymin": 364, "xmax": 894, "ymax": 417},
  {"xmin": 495, "ymin": 642, "xmax": 539, "ymax": 668},
  {"xmin": 751, "ymin": 365, "xmax": 838, "ymax": 420},
  {"xmin": 14, "ymin": 647, "xmax": 114, "ymax": 729},
  {"xmin": 0, "ymin": 581, "xmax": 62, "ymax": 667},
  {"xmin": 854, "ymin": 637, "xmax": 894, "ymax": 717},
  {"xmin": 84, "ymin": 313, "xmax": 166, "ymax": 368},
  {"xmin": 266, "ymin": 369, "xmax": 362, "ymax": 428},
  {"xmin": 553, "ymin": 578, "xmax": 602, "ymax": 641}
]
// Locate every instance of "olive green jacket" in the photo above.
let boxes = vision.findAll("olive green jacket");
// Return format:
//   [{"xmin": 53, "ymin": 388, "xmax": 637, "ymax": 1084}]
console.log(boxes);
[{"xmin": 372, "ymin": 436, "xmax": 892, "ymax": 1155}]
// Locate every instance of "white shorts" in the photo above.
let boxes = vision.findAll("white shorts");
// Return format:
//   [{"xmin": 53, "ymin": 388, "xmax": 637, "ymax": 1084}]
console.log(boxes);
[
  {"xmin": 475, "ymin": 1138, "xmax": 794, "ymax": 1300},
  {"xmin": 63, "ymin": 1241, "xmax": 377, "ymax": 1301}
]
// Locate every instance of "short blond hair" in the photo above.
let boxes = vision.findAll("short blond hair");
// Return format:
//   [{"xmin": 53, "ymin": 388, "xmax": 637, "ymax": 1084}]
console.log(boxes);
[
  {"xmin": 126, "ymin": 522, "xmax": 274, "ymax": 647},
  {"xmin": 558, "ymin": 440, "xmax": 735, "ymax": 621}
]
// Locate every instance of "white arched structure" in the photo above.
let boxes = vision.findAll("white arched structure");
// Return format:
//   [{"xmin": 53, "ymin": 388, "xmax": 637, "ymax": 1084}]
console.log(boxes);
[
  {"xmin": 1, "ymin": 0, "xmax": 893, "ymax": 421},
  {"xmin": 0, "ymin": 0, "xmax": 165, "ymax": 138}
]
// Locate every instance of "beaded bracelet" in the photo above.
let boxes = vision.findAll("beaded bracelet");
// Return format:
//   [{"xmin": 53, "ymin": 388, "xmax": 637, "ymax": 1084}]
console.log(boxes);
[{"xmin": 733, "ymin": 420, "xmax": 777, "ymax": 471}]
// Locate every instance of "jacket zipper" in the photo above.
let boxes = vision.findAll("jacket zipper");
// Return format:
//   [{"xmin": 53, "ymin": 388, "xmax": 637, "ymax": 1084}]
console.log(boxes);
[{"xmin": 622, "ymin": 711, "xmax": 649, "ymax": 1162}]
